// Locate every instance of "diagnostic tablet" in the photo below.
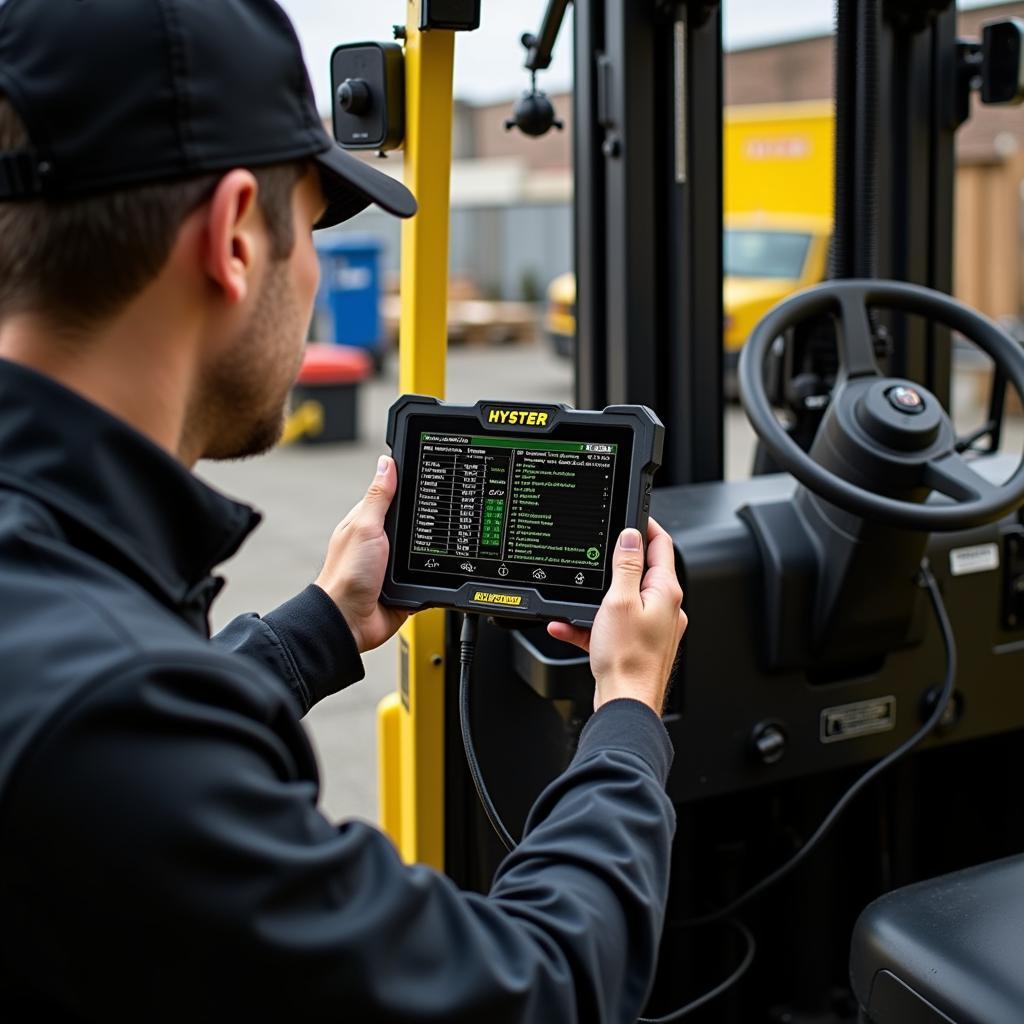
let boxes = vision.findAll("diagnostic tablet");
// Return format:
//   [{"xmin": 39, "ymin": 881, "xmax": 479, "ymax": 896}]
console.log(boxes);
[{"xmin": 382, "ymin": 396, "xmax": 664, "ymax": 625}]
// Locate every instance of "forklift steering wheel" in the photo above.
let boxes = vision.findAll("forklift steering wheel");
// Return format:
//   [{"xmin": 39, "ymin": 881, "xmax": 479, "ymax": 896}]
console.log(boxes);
[{"xmin": 738, "ymin": 279, "xmax": 1024, "ymax": 531}]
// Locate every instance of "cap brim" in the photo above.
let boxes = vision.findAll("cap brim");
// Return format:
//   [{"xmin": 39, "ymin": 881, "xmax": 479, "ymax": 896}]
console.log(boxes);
[{"xmin": 313, "ymin": 144, "xmax": 417, "ymax": 229}]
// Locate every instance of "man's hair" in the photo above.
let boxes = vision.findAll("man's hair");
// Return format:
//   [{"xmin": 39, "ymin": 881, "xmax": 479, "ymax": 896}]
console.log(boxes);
[{"xmin": 0, "ymin": 97, "xmax": 305, "ymax": 329}]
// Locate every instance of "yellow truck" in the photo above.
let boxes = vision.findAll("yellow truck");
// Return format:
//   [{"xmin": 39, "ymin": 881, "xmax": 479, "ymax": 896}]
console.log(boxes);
[{"xmin": 546, "ymin": 101, "xmax": 834, "ymax": 372}]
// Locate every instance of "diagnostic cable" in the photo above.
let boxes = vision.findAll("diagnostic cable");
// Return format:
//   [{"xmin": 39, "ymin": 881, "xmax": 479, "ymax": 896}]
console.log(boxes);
[
  {"xmin": 459, "ymin": 614, "xmax": 516, "ymax": 853},
  {"xmin": 456, "ymin": 563, "xmax": 956, "ymax": 1020},
  {"xmin": 676, "ymin": 563, "xmax": 956, "ymax": 930},
  {"xmin": 458, "ymin": 613, "xmax": 757, "ymax": 1019}
]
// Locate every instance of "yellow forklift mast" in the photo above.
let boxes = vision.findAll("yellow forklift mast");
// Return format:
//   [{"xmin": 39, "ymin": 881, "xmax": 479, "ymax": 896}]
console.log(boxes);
[{"xmin": 376, "ymin": 1, "xmax": 457, "ymax": 869}]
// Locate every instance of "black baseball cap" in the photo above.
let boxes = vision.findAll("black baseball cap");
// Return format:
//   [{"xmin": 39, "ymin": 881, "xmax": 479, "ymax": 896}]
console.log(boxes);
[{"xmin": 0, "ymin": 0, "xmax": 417, "ymax": 229}]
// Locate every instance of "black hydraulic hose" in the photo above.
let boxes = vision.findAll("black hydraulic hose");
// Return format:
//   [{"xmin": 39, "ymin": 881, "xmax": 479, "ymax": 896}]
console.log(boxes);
[
  {"xmin": 459, "ymin": 614, "xmax": 516, "ymax": 852},
  {"xmin": 830, "ymin": 0, "xmax": 858, "ymax": 280},
  {"xmin": 822, "ymin": 0, "xmax": 880, "ymax": 385},
  {"xmin": 636, "ymin": 921, "xmax": 756, "ymax": 1023},
  {"xmin": 854, "ymin": 0, "xmax": 879, "ymax": 280},
  {"xmin": 830, "ymin": 0, "xmax": 880, "ymax": 281}
]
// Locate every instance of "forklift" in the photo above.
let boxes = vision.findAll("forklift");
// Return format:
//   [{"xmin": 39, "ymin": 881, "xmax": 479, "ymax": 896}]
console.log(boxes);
[{"xmin": 334, "ymin": 1, "xmax": 1024, "ymax": 1019}]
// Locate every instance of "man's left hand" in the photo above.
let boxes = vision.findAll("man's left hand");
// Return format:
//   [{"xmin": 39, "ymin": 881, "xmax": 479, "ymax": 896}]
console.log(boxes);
[{"xmin": 315, "ymin": 456, "xmax": 408, "ymax": 654}]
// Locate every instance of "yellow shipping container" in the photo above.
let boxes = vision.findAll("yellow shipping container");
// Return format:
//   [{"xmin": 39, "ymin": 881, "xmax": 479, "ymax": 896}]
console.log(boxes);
[{"xmin": 724, "ymin": 100, "xmax": 834, "ymax": 219}]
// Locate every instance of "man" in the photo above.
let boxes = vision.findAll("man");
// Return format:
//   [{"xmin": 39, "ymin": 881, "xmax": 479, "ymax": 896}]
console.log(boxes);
[{"xmin": 0, "ymin": 1, "xmax": 687, "ymax": 1021}]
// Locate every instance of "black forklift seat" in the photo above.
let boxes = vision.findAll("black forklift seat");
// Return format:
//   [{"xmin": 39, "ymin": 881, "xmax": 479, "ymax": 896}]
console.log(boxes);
[{"xmin": 850, "ymin": 854, "xmax": 1024, "ymax": 1023}]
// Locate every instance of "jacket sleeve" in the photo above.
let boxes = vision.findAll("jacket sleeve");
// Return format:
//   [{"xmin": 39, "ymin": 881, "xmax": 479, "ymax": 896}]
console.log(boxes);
[
  {"xmin": 210, "ymin": 583, "xmax": 365, "ymax": 713},
  {"xmin": 0, "ymin": 654, "xmax": 675, "ymax": 1024}
]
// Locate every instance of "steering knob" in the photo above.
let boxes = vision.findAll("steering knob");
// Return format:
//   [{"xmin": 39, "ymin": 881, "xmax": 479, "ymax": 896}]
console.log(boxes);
[
  {"xmin": 856, "ymin": 380, "xmax": 943, "ymax": 452},
  {"xmin": 337, "ymin": 78, "xmax": 371, "ymax": 116},
  {"xmin": 888, "ymin": 385, "xmax": 926, "ymax": 415}
]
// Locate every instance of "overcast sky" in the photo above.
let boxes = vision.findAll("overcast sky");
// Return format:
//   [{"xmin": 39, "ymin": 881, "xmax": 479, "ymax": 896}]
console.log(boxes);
[{"xmin": 276, "ymin": 0, "xmax": 1007, "ymax": 110}]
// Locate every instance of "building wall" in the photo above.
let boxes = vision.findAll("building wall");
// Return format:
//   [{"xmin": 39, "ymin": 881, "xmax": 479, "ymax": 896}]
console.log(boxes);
[{"xmin": 726, "ymin": 35, "xmax": 833, "ymax": 106}]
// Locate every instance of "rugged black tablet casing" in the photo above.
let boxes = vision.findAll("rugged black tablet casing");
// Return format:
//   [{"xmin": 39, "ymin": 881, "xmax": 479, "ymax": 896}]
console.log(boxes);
[{"xmin": 381, "ymin": 395, "xmax": 664, "ymax": 626}]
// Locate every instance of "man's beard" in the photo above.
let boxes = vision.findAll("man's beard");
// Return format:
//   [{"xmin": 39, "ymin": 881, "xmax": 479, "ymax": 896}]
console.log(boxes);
[{"xmin": 198, "ymin": 260, "xmax": 306, "ymax": 461}]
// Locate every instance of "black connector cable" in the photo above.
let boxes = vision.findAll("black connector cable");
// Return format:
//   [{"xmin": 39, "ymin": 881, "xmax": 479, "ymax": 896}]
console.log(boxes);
[
  {"xmin": 457, "ymin": 565, "xmax": 956, "ymax": 1021},
  {"xmin": 636, "ymin": 920, "xmax": 756, "ymax": 1023},
  {"xmin": 459, "ymin": 614, "xmax": 516, "ymax": 852},
  {"xmin": 458, "ymin": 613, "xmax": 756, "ymax": 1020},
  {"xmin": 677, "ymin": 563, "xmax": 956, "ymax": 930}
]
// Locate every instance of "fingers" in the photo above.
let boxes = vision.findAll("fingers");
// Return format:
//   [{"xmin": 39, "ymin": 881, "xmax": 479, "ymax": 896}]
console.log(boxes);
[
  {"xmin": 640, "ymin": 518, "xmax": 683, "ymax": 606},
  {"xmin": 645, "ymin": 517, "xmax": 671, "ymax": 560},
  {"xmin": 606, "ymin": 528, "xmax": 645, "ymax": 605},
  {"xmin": 357, "ymin": 456, "xmax": 398, "ymax": 530},
  {"xmin": 547, "ymin": 620, "xmax": 591, "ymax": 652},
  {"xmin": 643, "ymin": 520, "xmax": 675, "ymax": 574}
]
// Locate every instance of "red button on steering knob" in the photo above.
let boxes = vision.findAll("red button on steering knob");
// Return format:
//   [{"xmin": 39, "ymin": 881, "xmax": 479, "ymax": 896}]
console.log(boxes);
[{"xmin": 887, "ymin": 385, "xmax": 926, "ymax": 415}]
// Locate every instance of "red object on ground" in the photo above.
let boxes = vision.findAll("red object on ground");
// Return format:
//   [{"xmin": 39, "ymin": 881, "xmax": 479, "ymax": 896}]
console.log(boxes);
[{"xmin": 296, "ymin": 343, "xmax": 373, "ymax": 385}]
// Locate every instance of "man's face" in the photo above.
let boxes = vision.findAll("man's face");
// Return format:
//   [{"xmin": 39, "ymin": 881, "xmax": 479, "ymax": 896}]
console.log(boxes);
[{"xmin": 202, "ymin": 166, "xmax": 325, "ymax": 461}]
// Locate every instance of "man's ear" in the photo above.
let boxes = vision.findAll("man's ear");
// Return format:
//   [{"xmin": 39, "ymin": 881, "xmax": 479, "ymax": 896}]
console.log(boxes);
[{"xmin": 203, "ymin": 170, "xmax": 260, "ymax": 305}]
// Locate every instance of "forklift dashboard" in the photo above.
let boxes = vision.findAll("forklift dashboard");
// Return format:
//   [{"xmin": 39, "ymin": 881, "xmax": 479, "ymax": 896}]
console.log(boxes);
[{"xmin": 381, "ymin": 395, "xmax": 663, "ymax": 625}]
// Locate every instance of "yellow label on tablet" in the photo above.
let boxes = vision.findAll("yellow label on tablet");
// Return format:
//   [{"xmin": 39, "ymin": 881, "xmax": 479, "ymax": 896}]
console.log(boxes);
[
  {"xmin": 485, "ymin": 408, "xmax": 550, "ymax": 427},
  {"xmin": 471, "ymin": 591, "xmax": 524, "ymax": 607}
]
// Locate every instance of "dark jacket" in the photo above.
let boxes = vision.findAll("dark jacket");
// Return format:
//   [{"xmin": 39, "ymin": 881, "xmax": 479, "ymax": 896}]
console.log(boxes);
[{"xmin": 0, "ymin": 358, "xmax": 676, "ymax": 1023}]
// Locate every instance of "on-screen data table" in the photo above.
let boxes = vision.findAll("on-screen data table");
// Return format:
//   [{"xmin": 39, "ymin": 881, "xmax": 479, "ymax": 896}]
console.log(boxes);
[{"xmin": 410, "ymin": 433, "xmax": 618, "ymax": 590}]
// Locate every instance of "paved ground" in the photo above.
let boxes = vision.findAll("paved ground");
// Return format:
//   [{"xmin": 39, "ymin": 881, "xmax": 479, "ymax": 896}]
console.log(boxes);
[{"xmin": 199, "ymin": 338, "xmax": 1009, "ymax": 827}]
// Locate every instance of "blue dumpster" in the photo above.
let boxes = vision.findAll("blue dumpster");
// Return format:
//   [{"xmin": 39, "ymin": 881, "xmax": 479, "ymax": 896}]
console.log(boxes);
[{"xmin": 314, "ymin": 235, "xmax": 382, "ymax": 356}]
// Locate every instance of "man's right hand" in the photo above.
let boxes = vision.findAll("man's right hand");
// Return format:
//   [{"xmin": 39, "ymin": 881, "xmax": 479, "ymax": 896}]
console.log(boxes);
[{"xmin": 547, "ymin": 518, "xmax": 686, "ymax": 715}]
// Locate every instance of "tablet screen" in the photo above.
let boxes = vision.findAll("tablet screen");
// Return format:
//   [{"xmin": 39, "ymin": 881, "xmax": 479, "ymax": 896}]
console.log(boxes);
[{"xmin": 391, "ymin": 414, "xmax": 635, "ymax": 603}]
